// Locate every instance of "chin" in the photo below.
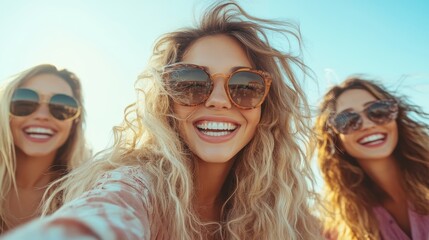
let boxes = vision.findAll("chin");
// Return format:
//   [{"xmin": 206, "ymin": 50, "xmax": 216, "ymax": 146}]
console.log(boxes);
[
  {"xmin": 22, "ymin": 149, "xmax": 55, "ymax": 157},
  {"xmin": 195, "ymin": 152, "xmax": 236, "ymax": 164}
]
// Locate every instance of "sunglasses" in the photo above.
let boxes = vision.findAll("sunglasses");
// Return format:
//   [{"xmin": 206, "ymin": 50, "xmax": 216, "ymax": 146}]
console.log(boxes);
[
  {"xmin": 10, "ymin": 88, "xmax": 81, "ymax": 121},
  {"xmin": 162, "ymin": 63, "xmax": 272, "ymax": 109},
  {"xmin": 329, "ymin": 99, "xmax": 398, "ymax": 135}
]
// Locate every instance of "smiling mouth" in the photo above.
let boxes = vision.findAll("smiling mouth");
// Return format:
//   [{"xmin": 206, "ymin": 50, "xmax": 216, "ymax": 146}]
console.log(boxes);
[
  {"xmin": 358, "ymin": 133, "xmax": 387, "ymax": 146},
  {"xmin": 195, "ymin": 121, "xmax": 238, "ymax": 137},
  {"xmin": 24, "ymin": 127, "xmax": 55, "ymax": 139}
]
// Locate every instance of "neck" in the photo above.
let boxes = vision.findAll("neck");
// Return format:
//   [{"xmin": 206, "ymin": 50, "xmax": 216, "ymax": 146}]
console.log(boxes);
[
  {"xmin": 194, "ymin": 157, "xmax": 234, "ymax": 220},
  {"xmin": 358, "ymin": 155, "xmax": 406, "ymax": 203},
  {"xmin": 15, "ymin": 148, "xmax": 58, "ymax": 189}
]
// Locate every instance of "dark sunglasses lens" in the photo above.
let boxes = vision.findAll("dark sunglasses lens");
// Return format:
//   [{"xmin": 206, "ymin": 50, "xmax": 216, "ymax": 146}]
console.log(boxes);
[
  {"xmin": 228, "ymin": 71, "xmax": 266, "ymax": 108},
  {"xmin": 366, "ymin": 100, "xmax": 398, "ymax": 124},
  {"xmin": 333, "ymin": 112, "xmax": 362, "ymax": 134},
  {"xmin": 166, "ymin": 67, "xmax": 211, "ymax": 105},
  {"xmin": 10, "ymin": 89, "xmax": 39, "ymax": 116},
  {"xmin": 49, "ymin": 94, "xmax": 79, "ymax": 120}
]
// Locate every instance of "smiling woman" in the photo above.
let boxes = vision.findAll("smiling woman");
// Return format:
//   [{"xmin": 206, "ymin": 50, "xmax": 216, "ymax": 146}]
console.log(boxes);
[
  {"xmin": 315, "ymin": 77, "xmax": 429, "ymax": 239},
  {"xmin": 171, "ymin": 35, "xmax": 264, "ymax": 165},
  {"xmin": 0, "ymin": 64, "xmax": 90, "ymax": 233},
  {"xmin": 1, "ymin": 2, "xmax": 322, "ymax": 240}
]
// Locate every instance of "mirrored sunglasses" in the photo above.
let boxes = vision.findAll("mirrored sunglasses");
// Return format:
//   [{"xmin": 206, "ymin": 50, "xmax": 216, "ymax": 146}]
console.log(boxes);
[
  {"xmin": 329, "ymin": 99, "xmax": 398, "ymax": 135},
  {"xmin": 162, "ymin": 63, "xmax": 272, "ymax": 109},
  {"xmin": 10, "ymin": 88, "xmax": 81, "ymax": 121}
]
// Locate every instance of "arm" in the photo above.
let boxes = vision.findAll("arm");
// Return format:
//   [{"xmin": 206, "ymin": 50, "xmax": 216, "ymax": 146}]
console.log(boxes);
[{"xmin": 2, "ymin": 166, "xmax": 153, "ymax": 240}]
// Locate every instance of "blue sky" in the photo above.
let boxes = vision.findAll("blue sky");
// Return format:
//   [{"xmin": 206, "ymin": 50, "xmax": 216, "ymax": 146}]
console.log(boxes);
[{"xmin": 1, "ymin": 1, "xmax": 428, "ymax": 186}]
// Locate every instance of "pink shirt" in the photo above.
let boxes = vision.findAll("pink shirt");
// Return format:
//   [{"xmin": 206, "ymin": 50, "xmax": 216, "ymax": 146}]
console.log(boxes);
[
  {"xmin": 2, "ymin": 166, "xmax": 156, "ymax": 240},
  {"xmin": 373, "ymin": 205, "xmax": 429, "ymax": 240}
]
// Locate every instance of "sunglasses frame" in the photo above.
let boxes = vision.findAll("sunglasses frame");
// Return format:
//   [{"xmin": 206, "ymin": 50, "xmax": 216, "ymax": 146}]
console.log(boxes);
[
  {"xmin": 328, "ymin": 99, "xmax": 398, "ymax": 135},
  {"xmin": 163, "ymin": 63, "xmax": 272, "ymax": 110},
  {"xmin": 10, "ymin": 88, "xmax": 81, "ymax": 121}
]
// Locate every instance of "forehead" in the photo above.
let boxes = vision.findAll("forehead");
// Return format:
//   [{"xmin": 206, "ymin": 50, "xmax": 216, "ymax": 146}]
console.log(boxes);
[
  {"xmin": 182, "ymin": 34, "xmax": 252, "ymax": 71},
  {"xmin": 335, "ymin": 89, "xmax": 377, "ymax": 112},
  {"xmin": 20, "ymin": 73, "xmax": 73, "ymax": 96}
]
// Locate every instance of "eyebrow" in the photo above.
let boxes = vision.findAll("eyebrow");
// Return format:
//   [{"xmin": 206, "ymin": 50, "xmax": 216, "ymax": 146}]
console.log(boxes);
[
  {"xmin": 338, "ymin": 100, "xmax": 377, "ymax": 113},
  {"xmin": 205, "ymin": 66, "xmax": 253, "ymax": 74},
  {"xmin": 363, "ymin": 100, "xmax": 377, "ymax": 107},
  {"xmin": 230, "ymin": 66, "xmax": 252, "ymax": 72},
  {"xmin": 193, "ymin": 64, "xmax": 252, "ymax": 73}
]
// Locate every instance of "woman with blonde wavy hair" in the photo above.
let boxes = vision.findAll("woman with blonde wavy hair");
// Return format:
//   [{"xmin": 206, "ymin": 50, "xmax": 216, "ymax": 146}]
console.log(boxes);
[
  {"xmin": 315, "ymin": 77, "xmax": 429, "ymax": 239},
  {"xmin": 0, "ymin": 64, "xmax": 89, "ymax": 233},
  {"xmin": 2, "ymin": 2, "xmax": 321, "ymax": 239}
]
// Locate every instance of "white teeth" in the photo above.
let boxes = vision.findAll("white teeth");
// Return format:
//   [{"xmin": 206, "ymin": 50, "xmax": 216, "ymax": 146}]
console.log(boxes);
[
  {"xmin": 196, "ymin": 121, "xmax": 237, "ymax": 131},
  {"xmin": 28, "ymin": 134, "xmax": 50, "ymax": 139},
  {"xmin": 200, "ymin": 131, "xmax": 231, "ymax": 137},
  {"xmin": 24, "ymin": 127, "xmax": 54, "ymax": 135},
  {"xmin": 196, "ymin": 121, "xmax": 238, "ymax": 137},
  {"xmin": 359, "ymin": 134, "xmax": 384, "ymax": 144}
]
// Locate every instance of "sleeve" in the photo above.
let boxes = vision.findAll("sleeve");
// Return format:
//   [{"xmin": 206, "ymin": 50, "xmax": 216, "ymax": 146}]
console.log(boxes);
[{"xmin": 1, "ymin": 166, "xmax": 153, "ymax": 240}]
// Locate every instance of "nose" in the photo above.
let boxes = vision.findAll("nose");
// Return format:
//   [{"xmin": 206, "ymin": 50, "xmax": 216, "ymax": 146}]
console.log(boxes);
[
  {"xmin": 32, "ymin": 103, "xmax": 51, "ymax": 120},
  {"xmin": 204, "ymin": 75, "xmax": 232, "ymax": 109},
  {"xmin": 360, "ymin": 113, "xmax": 376, "ymax": 130}
]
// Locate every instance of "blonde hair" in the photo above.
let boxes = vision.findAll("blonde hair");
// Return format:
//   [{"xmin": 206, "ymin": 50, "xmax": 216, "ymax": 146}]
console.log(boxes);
[
  {"xmin": 315, "ymin": 77, "xmax": 429, "ymax": 239},
  {"xmin": 0, "ymin": 64, "xmax": 89, "ymax": 232},
  {"xmin": 45, "ymin": 2, "xmax": 321, "ymax": 239}
]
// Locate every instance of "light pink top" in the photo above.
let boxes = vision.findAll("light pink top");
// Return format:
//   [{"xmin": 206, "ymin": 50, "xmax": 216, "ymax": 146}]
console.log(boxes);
[
  {"xmin": 2, "ymin": 166, "xmax": 155, "ymax": 240},
  {"xmin": 373, "ymin": 206, "xmax": 429, "ymax": 240}
]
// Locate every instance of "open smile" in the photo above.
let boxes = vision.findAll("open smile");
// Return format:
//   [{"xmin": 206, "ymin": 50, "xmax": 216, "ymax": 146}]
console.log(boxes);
[
  {"xmin": 196, "ymin": 121, "xmax": 238, "ymax": 136},
  {"xmin": 194, "ymin": 120, "xmax": 240, "ymax": 142},
  {"xmin": 23, "ymin": 126, "xmax": 56, "ymax": 142},
  {"xmin": 357, "ymin": 133, "xmax": 387, "ymax": 147}
]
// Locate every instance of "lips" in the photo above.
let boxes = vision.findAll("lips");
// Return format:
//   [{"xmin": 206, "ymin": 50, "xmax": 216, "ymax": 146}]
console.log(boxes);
[{"xmin": 358, "ymin": 133, "xmax": 387, "ymax": 146}]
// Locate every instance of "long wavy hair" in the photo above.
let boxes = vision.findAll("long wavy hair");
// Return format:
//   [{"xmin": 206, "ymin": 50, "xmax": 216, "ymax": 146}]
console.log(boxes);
[
  {"xmin": 44, "ymin": 2, "xmax": 321, "ymax": 239},
  {"xmin": 315, "ymin": 77, "xmax": 429, "ymax": 239},
  {"xmin": 0, "ymin": 64, "xmax": 89, "ymax": 232}
]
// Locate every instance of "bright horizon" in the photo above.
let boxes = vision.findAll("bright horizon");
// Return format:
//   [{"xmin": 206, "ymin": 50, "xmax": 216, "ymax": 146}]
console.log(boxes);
[{"xmin": 1, "ymin": 1, "xmax": 428, "ymax": 189}]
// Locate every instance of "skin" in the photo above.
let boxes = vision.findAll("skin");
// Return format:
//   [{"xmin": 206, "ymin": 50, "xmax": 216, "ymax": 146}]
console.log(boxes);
[
  {"xmin": 336, "ymin": 89, "xmax": 398, "ymax": 162},
  {"xmin": 173, "ymin": 34, "xmax": 261, "ymax": 221},
  {"xmin": 336, "ymin": 89, "xmax": 410, "ymax": 236},
  {"xmin": 7, "ymin": 73, "xmax": 75, "ymax": 228}
]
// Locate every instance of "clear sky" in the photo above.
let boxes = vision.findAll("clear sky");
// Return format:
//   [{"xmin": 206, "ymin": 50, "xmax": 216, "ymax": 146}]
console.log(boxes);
[{"xmin": 1, "ymin": 0, "xmax": 428, "ymax": 187}]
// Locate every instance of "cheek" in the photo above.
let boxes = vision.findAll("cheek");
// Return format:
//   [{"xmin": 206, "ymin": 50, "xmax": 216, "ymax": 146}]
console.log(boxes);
[
  {"xmin": 173, "ymin": 103, "xmax": 195, "ymax": 120},
  {"xmin": 387, "ymin": 121, "xmax": 399, "ymax": 146},
  {"xmin": 59, "ymin": 121, "xmax": 74, "ymax": 141},
  {"xmin": 9, "ymin": 117, "xmax": 21, "ymax": 141},
  {"xmin": 339, "ymin": 134, "xmax": 354, "ymax": 152},
  {"xmin": 172, "ymin": 103, "xmax": 195, "ymax": 138},
  {"xmin": 242, "ymin": 108, "xmax": 261, "ymax": 132}
]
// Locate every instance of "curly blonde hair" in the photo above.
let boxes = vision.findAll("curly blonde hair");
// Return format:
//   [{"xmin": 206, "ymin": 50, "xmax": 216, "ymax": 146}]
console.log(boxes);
[
  {"xmin": 44, "ymin": 2, "xmax": 322, "ymax": 239},
  {"xmin": 0, "ymin": 64, "xmax": 90, "ymax": 232},
  {"xmin": 315, "ymin": 77, "xmax": 429, "ymax": 239}
]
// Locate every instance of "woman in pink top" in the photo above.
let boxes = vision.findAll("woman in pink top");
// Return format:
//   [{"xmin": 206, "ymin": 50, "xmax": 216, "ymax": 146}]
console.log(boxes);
[
  {"xmin": 2, "ymin": 2, "xmax": 322, "ymax": 240},
  {"xmin": 315, "ymin": 77, "xmax": 429, "ymax": 239}
]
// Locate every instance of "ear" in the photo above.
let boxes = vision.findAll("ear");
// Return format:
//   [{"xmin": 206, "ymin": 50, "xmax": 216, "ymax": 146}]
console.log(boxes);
[
  {"xmin": 73, "ymin": 117, "xmax": 80, "ymax": 124},
  {"xmin": 71, "ymin": 118, "xmax": 80, "ymax": 129}
]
